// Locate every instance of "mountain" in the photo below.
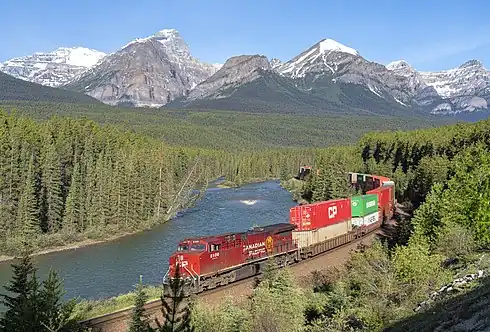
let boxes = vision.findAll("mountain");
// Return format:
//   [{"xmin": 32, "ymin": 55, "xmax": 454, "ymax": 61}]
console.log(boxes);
[
  {"xmin": 0, "ymin": 47, "xmax": 106, "ymax": 87},
  {"xmin": 170, "ymin": 39, "xmax": 429, "ymax": 116},
  {"xmin": 418, "ymin": 60, "xmax": 490, "ymax": 114},
  {"xmin": 3, "ymin": 31, "xmax": 489, "ymax": 117},
  {"xmin": 167, "ymin": 54, "xmax": 347, "ymax": 114},
  {"xmin": 0, "ymin": 71, "xmax": 101, "ymax": 104},
  {"xmin": 62, "ymin": 29, "xmax": 220, "ymax": 107},
  {"xmin": 275, "ymin": 39, "xmax": 440, "ymax": 113},
  {"xmin": 177, "ymin": 38, "xmax": 488, "ymax": 117}
]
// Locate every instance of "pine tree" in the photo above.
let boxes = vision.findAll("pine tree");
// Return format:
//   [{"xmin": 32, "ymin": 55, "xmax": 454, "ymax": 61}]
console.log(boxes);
[
  {"xmin": 41, "ymin": 143, "xmax": 64, "ymax": 233},
  {"xmin": 0, "ymin": 249, "xmax": 38, "ymax": 332},
  {"xmin": 154, "ymin": 266, "xmax": 194, "ymax": 332},
  {"xmin": 16, "ymin": 153, "xmax": 40, "ymax": 242},
  {"xmin": 63, "ymin": 161, "xmax": 81, "ymax": 234},
  {"xmin": 39, "ymin": 269, "xmax": 82, "ymax": 332},
  {"xmin": 129, "ymin": 275, "xmax": 151, "ymax": 332}
]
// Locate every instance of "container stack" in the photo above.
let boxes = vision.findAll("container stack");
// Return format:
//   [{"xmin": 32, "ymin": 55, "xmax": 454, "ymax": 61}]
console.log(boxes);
[{"xmin": 289, "ymin": 198, "xmax": 352, "ymax": 248}]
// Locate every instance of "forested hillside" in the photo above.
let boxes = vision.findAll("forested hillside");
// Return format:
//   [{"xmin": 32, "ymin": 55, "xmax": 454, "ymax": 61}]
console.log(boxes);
[
  {"xmin": 0, "ymin": 111, "xmax": 315, "ymax": 256},
  {"xmin": 0, "ymin": 101, "xmax": 453, "ymax": 150},
  {"xmin": 0, "ymin": 72, "xmax": 101, "ymax": 104},
  {"xmin": 268, "ymin": 115, "xmax": 490, "ymax": 331}
]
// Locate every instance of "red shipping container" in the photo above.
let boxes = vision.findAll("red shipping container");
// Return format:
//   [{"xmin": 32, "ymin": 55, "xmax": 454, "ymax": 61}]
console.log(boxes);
[
  {"xmin": 289, "ymin": 198, "xmax": 351, "ymax": 231},
  {"xmin": 367, "ymin": 185, "xmax": 393, "ymax": 216}
]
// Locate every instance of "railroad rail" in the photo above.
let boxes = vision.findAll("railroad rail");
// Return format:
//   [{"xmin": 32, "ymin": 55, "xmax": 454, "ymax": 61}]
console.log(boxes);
[{"xmin": 80, "ymin": 218, "xmax": 391, "ymax": 332}]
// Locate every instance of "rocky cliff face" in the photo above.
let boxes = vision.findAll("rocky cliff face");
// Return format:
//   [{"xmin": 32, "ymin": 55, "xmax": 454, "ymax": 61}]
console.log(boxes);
[
  {"xmin": 0, "ymin": 47, "xmax": 106, "ymax": 87},
  {"xmin": 183, "ymin": 55, "xmax": 271, "ymax": 101},
  {"xmin": 62, "ymin": 29, "xmax": 219, "ymax": 107}
]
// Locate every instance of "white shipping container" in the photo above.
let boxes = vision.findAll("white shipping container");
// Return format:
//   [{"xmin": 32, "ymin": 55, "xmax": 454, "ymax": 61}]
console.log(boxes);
[
  {"xmin": 293, "ymin": 219, "xmax": 352, "ymax": 248},
  {"xmin": 364, "ymin": 212, "xmax": 378, "ymax": 225},
  {"xmin": 351, "ymin": 212, "xmax": 379, "ymax": 228},
  {"xmin": 352, "ymin": 216, "xmax": 363, "ymax": 227}
]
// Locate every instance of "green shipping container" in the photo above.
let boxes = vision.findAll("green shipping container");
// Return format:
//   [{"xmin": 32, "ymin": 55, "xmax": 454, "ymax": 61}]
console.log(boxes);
[{"xmin": 351, "ymin": 194, "xmax": 378, "ymax": 217}]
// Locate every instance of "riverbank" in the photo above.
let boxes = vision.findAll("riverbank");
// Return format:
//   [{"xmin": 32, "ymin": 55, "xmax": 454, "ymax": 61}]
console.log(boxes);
[
  {"xmin": 0, "ymin": 177, "xmax": 280, "ymax": 264},
  {"xmin": 0, "ymin": 231, "xmax": 140, "ymax": 264},
  {"xmin": 280, "ymin": 177, "xmax": 309, "ymax": 204},
  {"xmin": 216, "ymin": 177, "xmax": 279, "ymax": 189}
]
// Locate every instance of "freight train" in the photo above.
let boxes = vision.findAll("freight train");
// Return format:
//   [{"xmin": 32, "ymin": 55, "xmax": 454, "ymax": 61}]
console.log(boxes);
[{"xmin": 163, "ymin": 171, "xmax": 395, "ymax": 295}]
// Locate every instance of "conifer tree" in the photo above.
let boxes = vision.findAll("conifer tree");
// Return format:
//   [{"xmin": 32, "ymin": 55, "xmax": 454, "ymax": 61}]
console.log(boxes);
[
  {"xmin": 39, "ymin": 269, "xmax": 81, "ymax": 332},
  {"xmin": 41, "ymin": 143, "xmax": 64, "ymax": 233},
  {"xmin": 16, "ymin": 153, "xmax": 40, "ymax": 240},
  {"xmin": 129, "ymin": 275, "xmax": 151, "ymax": 332},
  {"xmin": 0, "ymin": 246, "xmax": 43, "ymax": 332},
  {"xmin": 63, "ymin": 161, "xmax": 81, "ymax": 234},
  {"xmin": 154, "ymin": 266, "xmax": 194, "ymax": 332}
]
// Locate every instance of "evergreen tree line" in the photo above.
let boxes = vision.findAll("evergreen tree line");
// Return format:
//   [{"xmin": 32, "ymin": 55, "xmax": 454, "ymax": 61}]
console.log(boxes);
[
  {"xmin": 0, "ymin": 111, "xmax": 315, "ymax": 255},
  {"xmin": 297, "ymin": 117, "xmax": 490, "ymax": 210},
  {"xmin": 359, "ymin": 118, "xmax": 490, "ymax": 209}
]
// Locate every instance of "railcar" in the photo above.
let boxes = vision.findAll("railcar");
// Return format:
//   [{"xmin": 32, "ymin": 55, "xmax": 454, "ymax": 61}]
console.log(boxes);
[{"xmin": 164, "ymin": 173, "xmax": 396, "ymax": 296}]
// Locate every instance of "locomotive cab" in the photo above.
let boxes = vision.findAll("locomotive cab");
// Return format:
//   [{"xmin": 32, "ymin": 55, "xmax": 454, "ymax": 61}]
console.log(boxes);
[{"xmin": 168, "ymin": 239, "xmax": 207, "ymax": 280}]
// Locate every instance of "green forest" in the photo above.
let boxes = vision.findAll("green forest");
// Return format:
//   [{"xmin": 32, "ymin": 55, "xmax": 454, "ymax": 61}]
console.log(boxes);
[
  {"xmin": 1, "ymin": 104, "xmax": 490, "ymax": 331},
  {"xmin": 0, "ymin": 110, "xmax": 317, "ymax": 256},
  {"xmin": 0, "ymin": 101, "xmax": 450, "ymax": 150}
]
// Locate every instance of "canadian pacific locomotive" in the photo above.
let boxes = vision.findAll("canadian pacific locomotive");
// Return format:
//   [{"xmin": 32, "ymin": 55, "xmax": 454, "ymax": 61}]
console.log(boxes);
[{"xmin": 163, "ymin": 172, "xmax": 395, "ymax": 294}]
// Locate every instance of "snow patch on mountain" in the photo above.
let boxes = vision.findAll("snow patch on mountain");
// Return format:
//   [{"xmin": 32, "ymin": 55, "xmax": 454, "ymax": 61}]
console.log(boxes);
[
  {"xmin": 277, "ymin": 39, "xmax": 359, "ymax": 79},
  {"xmin": 419, "ymin": 60, "xmax": 489, "ymax": 98},
  {"xmin": 0, "ymin": 47, "xmax": 106, "ymax": 87},
  {"xmin": 318, "ymin": 39, "xmax": 359, "ymax": 56}
]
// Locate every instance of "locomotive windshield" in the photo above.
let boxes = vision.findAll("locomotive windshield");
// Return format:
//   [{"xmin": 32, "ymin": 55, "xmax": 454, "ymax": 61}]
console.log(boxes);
[
  {"xmin": 177, "ymin": 244, "xmax": 189, "ymax": 251},
  {"xmin": 177, "ymin": 243, "xmax": 206, "ymax": 251},
  {"xmin": 190, "ymin": 243, "xmax": 206, "ymax": 251}
]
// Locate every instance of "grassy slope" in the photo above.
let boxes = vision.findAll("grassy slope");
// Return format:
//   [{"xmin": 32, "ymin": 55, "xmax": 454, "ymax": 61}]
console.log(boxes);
[{"xmin": 0, "ymin": 101, "xmax": 455, "ymax": 150}]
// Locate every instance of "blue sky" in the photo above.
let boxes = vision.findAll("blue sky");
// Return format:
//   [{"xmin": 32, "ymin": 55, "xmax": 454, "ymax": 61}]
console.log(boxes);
[{"xmin": 1, "ymin": 0, "xmax": 489, "ymax": 71}]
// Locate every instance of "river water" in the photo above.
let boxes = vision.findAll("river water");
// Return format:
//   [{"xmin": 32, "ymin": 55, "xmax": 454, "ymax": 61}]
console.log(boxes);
[{"xmin": 0, "ymin": 180, "xmax": 296, "ymax": 303}]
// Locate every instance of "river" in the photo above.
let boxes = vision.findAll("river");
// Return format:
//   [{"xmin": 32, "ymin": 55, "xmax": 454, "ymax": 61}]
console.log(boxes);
[{"xmin": 0, "ymin": 180, "xmax": 296, "ymax": 304}]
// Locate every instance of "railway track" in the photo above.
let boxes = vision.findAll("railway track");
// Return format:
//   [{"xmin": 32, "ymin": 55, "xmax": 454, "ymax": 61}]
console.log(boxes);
[{"xmin": 80, "ymin": 219, "xmax": 394, "ymax": 332}]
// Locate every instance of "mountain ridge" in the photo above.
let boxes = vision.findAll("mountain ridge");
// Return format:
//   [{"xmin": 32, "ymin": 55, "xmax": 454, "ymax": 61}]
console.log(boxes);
[{"xmin": 1, "ymin": 30, "xmax": 489, "ymax": 117}]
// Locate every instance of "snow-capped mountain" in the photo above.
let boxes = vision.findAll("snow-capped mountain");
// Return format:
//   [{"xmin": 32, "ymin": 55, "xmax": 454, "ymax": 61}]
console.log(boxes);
[
  {"xmin": 420, "ymin": 60, "xmax": 489, "ymax": 98},
  {"xmin": 62, "ymin": 29, "xmax": 219, "ymax": 107},
  {"xmin": 277, "ymin": 39, "xmax": 360, "ymax": 79},
  {"xmin": 385, "ymin": 60, "xmax": 440, "ymax": 105},
  {"xmin": 275, "ymin": 38, "xmax": 427, "ymax": 109},
  {"xmin": 387, "ymin": 59, "xmax": 490, "ymax": 114},
  {"xmin": 2, "ymin": 30, "xmax": 488, "ymax": 116},
  {"xmin": 0, "ymin": 47, "xmax": 106, "ymax": 87}
]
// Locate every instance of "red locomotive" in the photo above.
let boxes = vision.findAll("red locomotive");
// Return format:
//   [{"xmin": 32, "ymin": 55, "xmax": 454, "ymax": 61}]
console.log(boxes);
[
  {"xmin": 166, "ymin": 223, "xmax": 298, "ymax": 293},
  {"xmin": 164, "ymin": 172, "xmax": 396, "ymax": 295}
]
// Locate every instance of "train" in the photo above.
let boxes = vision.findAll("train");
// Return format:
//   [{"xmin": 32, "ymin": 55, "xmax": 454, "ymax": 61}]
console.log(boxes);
[{"xmin": 163, "ymin": 170, "xmax": 395, "ymax": 295}]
